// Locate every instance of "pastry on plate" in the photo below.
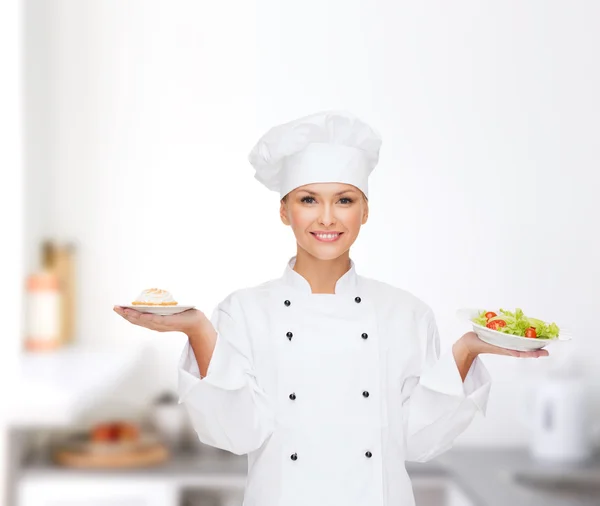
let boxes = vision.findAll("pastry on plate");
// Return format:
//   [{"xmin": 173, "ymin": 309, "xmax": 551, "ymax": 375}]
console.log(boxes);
[{"xmin": 131, "ymin": 288, "xmax": 178, "ymax": 306}]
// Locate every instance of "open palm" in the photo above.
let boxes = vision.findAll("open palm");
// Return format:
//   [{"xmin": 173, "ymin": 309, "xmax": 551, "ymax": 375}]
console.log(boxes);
[
  {"xmin": 113, "ymin": 306, "xmax": 206, "ymax": 335},
  {"xmin": 460, "ymin": 331, "xmax": 549, "ymax": 358}
]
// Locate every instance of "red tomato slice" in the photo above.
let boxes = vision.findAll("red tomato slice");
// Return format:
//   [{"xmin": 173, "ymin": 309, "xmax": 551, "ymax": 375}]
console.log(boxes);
[
  {"xmin": 485, "ymin": 311, "xmax": 497, "ymax": 320},
  {"xmin": 486, "ymin": 319, "xmax": 506, "ymax": 330},
  {"xmin": 525, "ymin": 327, "xmax": 537, "ymax": 338}
]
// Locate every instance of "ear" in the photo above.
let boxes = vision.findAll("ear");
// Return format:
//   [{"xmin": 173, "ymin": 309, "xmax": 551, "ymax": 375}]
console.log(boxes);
[
  {"xmin": 280, "ymin": 199, "xmax": 290, "ymax": 226},
  {"xmin": 361, "ymin": 199, "xmax": 369, "ymax": 225}
]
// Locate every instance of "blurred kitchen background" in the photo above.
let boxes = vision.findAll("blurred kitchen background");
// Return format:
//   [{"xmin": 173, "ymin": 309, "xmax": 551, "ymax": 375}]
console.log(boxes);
[{"xmin": 1, "ymin": 1, "xmax": 600, "ymax": 505}]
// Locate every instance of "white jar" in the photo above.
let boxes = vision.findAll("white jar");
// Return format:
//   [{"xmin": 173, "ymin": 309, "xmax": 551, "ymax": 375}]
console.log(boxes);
[
  {"xmin": 151, "ymin": 403, "xmax": 187, "ymax": 449},
  {"xmin": 528, "ymin": 376, "xmax": 593, "ymax": 463}
]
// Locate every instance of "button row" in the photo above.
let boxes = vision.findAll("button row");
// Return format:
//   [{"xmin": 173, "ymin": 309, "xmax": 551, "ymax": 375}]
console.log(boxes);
[
  {"xmin": 284, "ymin": 296, "xmax": 362, "ymax": 307},
  {"xmin": 290, "ymin": 451, "xmax": 372, "ymax": 460},
  {"xmin": 288, "ymin": 391, "xmax": 370, "ymax": 400},
  {"xmin": 286, "ymin": 331, "xmax": 368, "ymax": 341}
]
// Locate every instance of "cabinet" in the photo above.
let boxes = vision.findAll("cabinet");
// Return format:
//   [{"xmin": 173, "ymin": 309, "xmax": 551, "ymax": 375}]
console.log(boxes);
[
  {"xmin": 19, "ymin": 475, "xmax": 474, "ymax": 506},
  {"xmin": 18, "ymin": 477, "xmax": 177, "ymax": 506}
]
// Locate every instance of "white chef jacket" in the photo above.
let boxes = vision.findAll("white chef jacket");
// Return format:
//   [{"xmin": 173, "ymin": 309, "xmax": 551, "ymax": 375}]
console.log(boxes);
[{"xmin": 178, "ymin": 256, "xmax": 491, "ymax": 506}]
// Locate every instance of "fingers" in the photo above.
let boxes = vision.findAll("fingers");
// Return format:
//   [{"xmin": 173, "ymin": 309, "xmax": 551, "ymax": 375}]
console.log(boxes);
[
  {"xmin": 113, "ymin": 307, "xmax": 172, "ymax": 332},
  {"xmin": 114, "ymin": 307, "xmax": 143, "ymax": 325},
  {"xmin": 532, "ymin": 349, "xmax": 550, "ymax": 358},
  {"xmin": 114, "ymin": 306, "xmax": 140, "ymax": 321},
  {"xmin": 505, "ymin": 348, "xmax": 550, "ymax": 358}
]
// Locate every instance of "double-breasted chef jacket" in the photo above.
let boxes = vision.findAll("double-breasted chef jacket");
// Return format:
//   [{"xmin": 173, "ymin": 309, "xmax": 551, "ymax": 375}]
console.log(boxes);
[{"xmin": 178, "ymin": 256, "xmax": 492, "ymax": 506}]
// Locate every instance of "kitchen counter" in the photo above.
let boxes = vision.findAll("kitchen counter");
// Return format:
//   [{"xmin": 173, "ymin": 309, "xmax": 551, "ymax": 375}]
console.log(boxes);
[
  {"xmin": 19, "ymin": 447, "xmax": 600, "ymax": 506},
  {"xmin": 20, "ymin": 446, "xmax": 447, "ymax": 481},
  {"xmin": 435, "ymin": 448, "xmax": 600, "ymax": 506}
]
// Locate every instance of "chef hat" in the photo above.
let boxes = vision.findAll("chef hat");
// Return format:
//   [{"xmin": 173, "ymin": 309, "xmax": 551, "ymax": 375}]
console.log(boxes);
[{"xmin": 248, "ymin": 110, "xmax": 382, "ymax": 199}]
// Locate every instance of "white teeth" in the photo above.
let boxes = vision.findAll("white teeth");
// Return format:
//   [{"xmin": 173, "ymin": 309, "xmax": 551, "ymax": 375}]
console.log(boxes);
[{"xmin": 315, "ymin": 233, "xmax": 339, "ymax": 240}]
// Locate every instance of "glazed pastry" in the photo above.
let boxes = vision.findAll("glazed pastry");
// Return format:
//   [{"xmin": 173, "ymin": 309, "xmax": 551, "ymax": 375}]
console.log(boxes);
[{"xmin": 131, "ymin": 288, "xmax": 178, "ymax": 306}]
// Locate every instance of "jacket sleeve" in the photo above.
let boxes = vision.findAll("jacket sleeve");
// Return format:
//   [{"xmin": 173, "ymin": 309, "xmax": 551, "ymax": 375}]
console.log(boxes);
[
  {"xmin": 177, "ymin": 293, "xmax": 275, "ymax": 455},
  {"xmin": 402, "ymin": 307, "xmax": 492, "ymax": 463}
]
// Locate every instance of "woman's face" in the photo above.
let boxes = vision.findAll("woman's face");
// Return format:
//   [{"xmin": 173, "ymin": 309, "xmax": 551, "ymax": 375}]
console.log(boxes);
[{"xmin": 280, "ymin": 182, "xmax": 369, "ymax": 261}]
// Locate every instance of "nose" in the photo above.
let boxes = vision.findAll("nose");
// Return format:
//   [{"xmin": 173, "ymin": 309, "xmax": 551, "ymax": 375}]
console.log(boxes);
[{"xmin": 318, "ymin": 203, "xmax": 336, "ymax": 227}]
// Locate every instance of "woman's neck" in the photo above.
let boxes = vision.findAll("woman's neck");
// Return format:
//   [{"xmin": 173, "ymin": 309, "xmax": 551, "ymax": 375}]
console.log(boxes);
[{"xmin": 293, "ymin": 250, "xmax": 351, "ymax": 294}]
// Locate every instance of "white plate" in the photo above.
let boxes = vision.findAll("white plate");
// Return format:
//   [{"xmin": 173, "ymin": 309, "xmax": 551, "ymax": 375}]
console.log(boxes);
[
  {"xmin": 117, "ymin": 304, "xmax": 195, "ymax": 316},
  {"xmin": 456, "ymin": 308, "xmax": 572, "ymax": 352}
]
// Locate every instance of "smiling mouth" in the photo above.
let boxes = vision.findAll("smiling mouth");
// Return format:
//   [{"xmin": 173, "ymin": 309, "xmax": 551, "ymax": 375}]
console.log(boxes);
[{"xmin": 310, "ymin": 232, "xmax": 343, "ymax": 242}]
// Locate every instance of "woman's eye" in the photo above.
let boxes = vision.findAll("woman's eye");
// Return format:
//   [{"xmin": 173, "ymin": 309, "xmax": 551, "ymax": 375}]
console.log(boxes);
[{"xmin": 300, "ymin": 196, "xmax": 353, "ymax": 204}]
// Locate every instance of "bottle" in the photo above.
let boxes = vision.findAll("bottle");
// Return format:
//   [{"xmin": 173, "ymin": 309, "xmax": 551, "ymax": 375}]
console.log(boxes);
[{"xmin": 24, "ymin": 266, "xmax": 62, "ymax": 351}]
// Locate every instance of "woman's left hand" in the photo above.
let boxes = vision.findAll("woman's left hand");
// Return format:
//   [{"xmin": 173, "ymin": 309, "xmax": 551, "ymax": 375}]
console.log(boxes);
[{"xmin": 459, "ymin": 331, "xmax": 549, "ymax": 358}]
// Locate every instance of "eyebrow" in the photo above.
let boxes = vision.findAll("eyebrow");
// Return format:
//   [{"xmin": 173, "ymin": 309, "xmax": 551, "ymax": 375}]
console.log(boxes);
[{"xmin": 299, "ymin": 189, "xmax": 356, "ymax": 196}]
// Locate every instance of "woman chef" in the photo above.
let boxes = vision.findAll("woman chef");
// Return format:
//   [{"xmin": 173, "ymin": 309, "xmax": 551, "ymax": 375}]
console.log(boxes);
[{"xmin": 114, "ymin": 111, "xmax": 548, "ymax": 506}]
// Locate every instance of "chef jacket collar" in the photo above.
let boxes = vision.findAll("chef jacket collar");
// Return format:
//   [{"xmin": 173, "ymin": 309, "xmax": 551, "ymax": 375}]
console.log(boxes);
[{"xmin": 282, "ymin": 255, "xmax": 358, "ymax": 295}]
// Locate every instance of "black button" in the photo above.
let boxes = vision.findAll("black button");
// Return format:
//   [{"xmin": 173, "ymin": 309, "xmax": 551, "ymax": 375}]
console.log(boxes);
[
  {"xmin": 289, "ymin": 393, "xmax": 296, "ymax": 400},
  {"xmin": 355, "ymin": 296, "xmax": 361, "ymax": 303},
  {"xmin": 284, "ymin": 300, "xmax": 291, "ymax": 306},
  {"xmin": 365, "ymin": 451, "xmax": 372, "ymax": 458},
  {"xmin": 290, "ymin": 453, "xmax": 298, "ymax": 461},
  {"xmin": 286, "ymin": 331, "xmax": 293, "ymax": 340},
  {"xmin": 362, "ymin": 391, "xmax": 369, "ymax": 398},
  {"xmin": 361, "ymin": 333, "xmax": 368, "ymax": 339}
]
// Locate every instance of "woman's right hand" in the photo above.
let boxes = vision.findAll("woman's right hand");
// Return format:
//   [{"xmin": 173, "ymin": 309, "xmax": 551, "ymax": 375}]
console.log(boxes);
[{"xmin": 113, "ymin": 306, "xmax": 209, "ymax": 336}]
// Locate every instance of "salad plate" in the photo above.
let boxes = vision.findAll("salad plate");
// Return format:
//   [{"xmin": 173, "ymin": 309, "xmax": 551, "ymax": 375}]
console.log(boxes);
[{"xmin": 457, "ymin": 308, "xmax": 572, "ymax": 352}]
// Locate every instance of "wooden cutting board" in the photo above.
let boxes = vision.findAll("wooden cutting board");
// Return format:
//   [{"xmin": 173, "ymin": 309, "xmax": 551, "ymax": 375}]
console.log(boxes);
[{"xmin": 53, "ymin": 441, "xmax": 169, "ymax": 469}]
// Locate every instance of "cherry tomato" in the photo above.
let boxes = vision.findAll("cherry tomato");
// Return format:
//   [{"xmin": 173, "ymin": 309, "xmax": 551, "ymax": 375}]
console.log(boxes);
[
  {"xmin": 486, "ymin": 319, "xmax": 506, "ymax": 330},
  {"xmin": 525, "ymin": 327, "xmax": 537, "ymax": 338},
  {"xmin": 485, "ymin": 311, "xmax": 497, "ymax": 320}
]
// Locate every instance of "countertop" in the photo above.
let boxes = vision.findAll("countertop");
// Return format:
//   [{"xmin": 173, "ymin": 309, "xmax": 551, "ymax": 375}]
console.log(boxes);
[
  {"xmin": 20, "ymin": 446, "xmax": 600, "ymax": 506},
  {"xmin": 435, "ymin": 447, "xmax": 600, "ymax": 506}
]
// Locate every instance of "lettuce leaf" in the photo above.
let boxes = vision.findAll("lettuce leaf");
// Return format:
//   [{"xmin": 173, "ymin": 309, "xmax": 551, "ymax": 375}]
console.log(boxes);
[{"xmin": 473, "ymin": 310, "xmax": 489, "ymax": 326}]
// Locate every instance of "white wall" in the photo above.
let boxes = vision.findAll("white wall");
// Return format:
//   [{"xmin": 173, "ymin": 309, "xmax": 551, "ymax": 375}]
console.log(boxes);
[
  {"xmin": 25, "ymin": 0, "xmax": 600, "ymax": 447},
  {"xmin": 1, "ymin": 0, "xmax": 25, "ymax": 502}
]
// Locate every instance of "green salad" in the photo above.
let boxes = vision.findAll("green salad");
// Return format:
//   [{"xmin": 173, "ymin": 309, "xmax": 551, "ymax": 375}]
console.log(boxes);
[{"xmin": 472, "ymin": 308, "xmax": 560, "ymax": 339}]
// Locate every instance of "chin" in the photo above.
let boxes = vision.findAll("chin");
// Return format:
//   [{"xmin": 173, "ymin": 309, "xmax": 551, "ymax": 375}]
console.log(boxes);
[
  {"xmin": 313, "ymin": 251, "xmax": 344, "ymax": 261},
  {"xmin": 301, "ymin": 244, "xmax": 349, "ymax": 261}
]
